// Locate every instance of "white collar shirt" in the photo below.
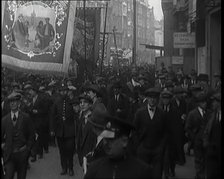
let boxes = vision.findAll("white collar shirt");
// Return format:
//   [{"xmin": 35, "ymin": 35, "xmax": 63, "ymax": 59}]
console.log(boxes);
[
  {"xmin": 198, "ymin": 107, "xmax": 205, "ymax": 118},
  {"xmin": 147, "ymin": 104, "xmax": 156, "ymax": 120}
]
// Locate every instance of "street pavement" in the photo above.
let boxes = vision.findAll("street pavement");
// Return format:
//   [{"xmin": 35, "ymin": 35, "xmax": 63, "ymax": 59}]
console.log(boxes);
[{"xmin": 24, "ymin": 146, "xmax": 195, "ymax": 179}]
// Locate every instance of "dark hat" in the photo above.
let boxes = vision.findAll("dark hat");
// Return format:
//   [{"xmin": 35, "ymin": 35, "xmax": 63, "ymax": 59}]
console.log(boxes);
[
  {"xmin": 85, "ymin": 84, "xmax": 101, "ymax": 96},
  {"xmin": 189, "ymin": 84, "xmax": 202, "ymax": 91},
  {"xmin": 45, "ymin": 17, "xmax": 50, "ymax": 20},
  {"xmin": 138, "ymin": 74, "xmax": 148, "ymax": 81},
  {"xmin": 145, "ymin": 87, "xmax": 161, "ymax": 97},
  {"xmin": 78, "ymin": 94, "xmax": 92, "ymax": 103},
  {"xmin": 11, "ymin": 81, "xmax": 19, "ymax": 88},
  {"xmin": 101, "ymin": 115, "xmax": 134, "ymax": 139},
  {"xmin": 7, "ymin": 92, "xmax": 22, "ymax": 101},
  {"xmin": 88, "ymin": 109, "xmax": 109, "ymax": 129},
  {"xmin": 165, "ymin": 80, "xmax": 174, "ymax": 88},
  {"xmin": 173, "ymin": 86, "xmax": 184, "ymax": 94},
  {"xmin": 113, "ymin": 81, "xmax": 122, "ymax": 89},
  {"xmin": 70, "ymin": 97, "xmax": 80, "ymax": 105},
  {"xmin": 23, "ymin": 84, "xmax": 38, "ymax": 92},
  {"xmin": 213, "ymin": 73, "xmax": 221, "ymax": 78},
  {"xmin": 161, "ymin": 89, "xmax": 173, "ymax": 98},
  {"xmin": 196, "ymin": 93, "xmax": 207, "ymax": 103},
  {"xmin": 158, "ymin": 74, "xmax": 165, "ymax": 79},
  {"xmin": 210, "ymin": 92, "xmax": 221, "ymax": 102},
  {"xmin": 197, "ymin": 74, "xmax": 209, "ymax": 81}
]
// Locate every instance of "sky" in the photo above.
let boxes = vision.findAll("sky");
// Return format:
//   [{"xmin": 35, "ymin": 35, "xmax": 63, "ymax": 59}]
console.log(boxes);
[{"xmin": 147, "ymin": 0, "xmax": 163, "ymax": 20}]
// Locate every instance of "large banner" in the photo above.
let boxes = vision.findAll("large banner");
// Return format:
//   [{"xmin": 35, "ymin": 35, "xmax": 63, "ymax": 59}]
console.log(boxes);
[
  {"xmin": 70, "ymin": 7, "xmax": 101, "ymax": 78},
  {"xmin": 2, "ymin": 1, "xmax": 76, "ymax": 74}
]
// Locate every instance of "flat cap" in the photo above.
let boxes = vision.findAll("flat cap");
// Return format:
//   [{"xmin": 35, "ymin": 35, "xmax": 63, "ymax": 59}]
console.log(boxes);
[
  {"xmin": 161, "ymin": 89, "xmax": 173, "ymax": 98},
  {"xmin": 145, "ymin": 87, "xmax": 161, "ymax": 97},
  {"xmin": 11, "ymin": 82, "xmax": 19, "ymax": 88},
  {"xmin": 196, "ymin": 93, "xmax": 207, "ymax": 102},
  {"xmin": 7, "ymin": 92, "xmax": 22, "ymax": 101},
  {"xmin": 210, "ymin": 92, "xmax": 221, "ymax": 102},
  {"xmin": 173, "ymin": 86, "xmax": 184, "ymax": 94},
  {"xmin": 68, "ymin": 85, "xmax": 77, "ymax": 91},
  {"xmin": 85, "ymin": 84, "xmax": 101, "ymax": 96},
  {"xmin": 78, "ymin": 94, "xmax": 92, "ymax": 103},
  {"xmin": 58, "ymin": 83, "xmax": 68, "ymax": 91},
  {"xmin": 189, "ymin": 84, "xmax": 202, "ymax": 91}
]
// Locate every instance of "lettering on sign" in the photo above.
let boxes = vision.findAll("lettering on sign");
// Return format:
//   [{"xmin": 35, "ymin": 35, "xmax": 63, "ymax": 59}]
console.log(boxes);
[{"xmin": 173, "ymin": 32, "xmax": 195, "ymax": 48}]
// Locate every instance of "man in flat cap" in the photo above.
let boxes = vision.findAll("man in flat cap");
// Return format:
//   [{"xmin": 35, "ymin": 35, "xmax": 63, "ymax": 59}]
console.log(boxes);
[
  {"xmin": 25, "ymin": 84, "xmax": 51, "ymax": 162},
  {"xmin": 50, "ymin": 84, "xmax": 76, "ymax": 176},
  {"xmin": 107, "ymin": 81, "xmax": 130, "ymax": 121},
  {"xmin": 133, "ymin": 87, "xmax": 167, "ymax": 179},
  {"xmin": 185, "ymin": 93, "xmax": 208, "ymax": 179},
  {"xmin": 160, "ymin": 90, "xmax": 185, "ymax": 178},
  {"xmin": 1, "ymin": 92, "xmax": 35, "ymax": 179},
  {"xmin": 76, "ymin": 94, "xmax": 95, "ymax": 174},
  {"xmin": 203, "ymin": 92, "xmax": 221, "ymax": 179},
  {"xmin": 84, "ymin": 115, "xmax": 152, "ymax": 179}
]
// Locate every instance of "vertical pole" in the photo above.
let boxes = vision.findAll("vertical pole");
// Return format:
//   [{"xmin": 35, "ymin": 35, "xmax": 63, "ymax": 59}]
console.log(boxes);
[
  {"xmin": 113, "ymin": 26, "xmax": 119, "ymax": 75},
  {"xmin": 132, "ymin": 0, "xmax": 137, "ymax": 66},
  {"xmin": 100, "ymin": 2, "xmax": 108, "ymax": 75},
  {"xmin": 84, "ymin": 0, "xmax": 87, "ymax": 81}
]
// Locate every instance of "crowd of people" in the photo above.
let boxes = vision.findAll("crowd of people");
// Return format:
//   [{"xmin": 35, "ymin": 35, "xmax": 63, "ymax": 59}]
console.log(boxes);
[{"xmin": 1, "ymin": 65, "xmax": 221, "ymax": 179}]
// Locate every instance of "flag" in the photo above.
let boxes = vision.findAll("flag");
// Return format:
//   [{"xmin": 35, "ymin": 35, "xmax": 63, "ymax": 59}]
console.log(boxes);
[{"xmin": 2, "ymin": 0, "xmax": 76, "ymax": 74}]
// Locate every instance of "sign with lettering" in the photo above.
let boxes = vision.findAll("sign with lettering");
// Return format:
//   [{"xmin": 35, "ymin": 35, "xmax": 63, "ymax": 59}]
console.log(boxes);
[
  {"xmin": 173, "ymin": 32, "xmax": 195, "ymax": 48},
  {"xmin": 172, "ymin": 56, "xmax": 184, "ymax": 64}
]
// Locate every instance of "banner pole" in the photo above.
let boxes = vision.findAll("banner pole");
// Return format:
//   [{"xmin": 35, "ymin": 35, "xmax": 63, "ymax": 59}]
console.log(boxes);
[{"xmin": 83, "ymin": 0, "xmax": 88, "ymax": 81}]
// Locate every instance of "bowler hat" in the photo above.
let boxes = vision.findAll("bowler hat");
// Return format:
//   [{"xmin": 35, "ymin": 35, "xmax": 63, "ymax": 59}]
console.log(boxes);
[
  {"xmin": 113, "ymin": 81, "xmax": 122, "ymax": 89},
  {"xmin": 7, "ymin": 92, "xmax": 22, "ymax": 101},
  {"xmin": 165, "ymin": 80, "xmax": 174, "ymax": 88},
  {"xmin": 88, "ymin": 109, "xmax": 109, "ymax": 129},
  {"xmin": 78, "ymin": 94, "xmax": 92, "ymax": 103},
  {"xmin": 197, "ymin": 74, "xmax": 209, "ymax": 82},
  {"xmin": 144, "ymin": 87, "xmax": 161, "ymax": 97},
  {"xmin": 23, "ymin": 84, "xmax": 38, "ymax": 92}
]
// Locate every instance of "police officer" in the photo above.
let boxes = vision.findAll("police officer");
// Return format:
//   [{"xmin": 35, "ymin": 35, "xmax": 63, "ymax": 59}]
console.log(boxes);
[
  {"xmin": 50, "ymin": 84, "xmax": 75, "ymax": 176},
  {"xmin": 84, "ymin": 115, "xmax": 152, "ymax": 179}
]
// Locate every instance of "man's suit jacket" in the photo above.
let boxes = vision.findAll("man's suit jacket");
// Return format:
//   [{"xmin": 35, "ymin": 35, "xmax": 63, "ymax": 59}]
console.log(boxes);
[
  {"xmin": 185, "ymin": 107, "xmax": 208, "ymax": 146},
  {"xmin": 1, "ymin": 111, "xmax": 35, "ymax": 162},
  {"xmin": 107, "ymin": 93, "xmax": 130, "ymax": 120},
  {"xmin": 43, "ymin": 23, "xmax": 55, "ymax": 38},
  {"xmin": 28, "ymin": 94, "xmax": 50, "ymax": 130},
  {"xmin": 50, "ymin": 96, "xmax": 75, "ymax": 138},
  {"xmin": 133, "ymin": 106, "xmax": 167, "ymax": 153},
  {"xmin": 77, "ymin": 111, "xmax": 97, "ymax": 165}
]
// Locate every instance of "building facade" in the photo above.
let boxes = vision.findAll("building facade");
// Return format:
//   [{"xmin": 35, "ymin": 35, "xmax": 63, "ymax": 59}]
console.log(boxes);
[{"xmin": 162, "ymin": 0, "xmax": 221, "ymax": 86}]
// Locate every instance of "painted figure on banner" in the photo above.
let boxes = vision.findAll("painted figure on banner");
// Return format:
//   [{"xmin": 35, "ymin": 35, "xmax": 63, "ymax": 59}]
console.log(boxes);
[{"xmin": 11, "ymin": 2, "xmax": 56, "ymax": 53}]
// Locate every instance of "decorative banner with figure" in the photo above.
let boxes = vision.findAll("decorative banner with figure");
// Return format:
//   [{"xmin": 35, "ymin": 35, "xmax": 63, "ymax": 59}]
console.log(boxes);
[{"xmin": 2, "ymin": 1, "xmax": 76, "ymax": 74}]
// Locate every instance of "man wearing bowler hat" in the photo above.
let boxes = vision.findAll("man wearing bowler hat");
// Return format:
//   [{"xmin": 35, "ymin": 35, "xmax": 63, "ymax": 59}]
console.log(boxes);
[
  {"xmin": 50, "ymin": 83, "xmax": 76, "ymax": 176},
  {"xmin": 1, "ymin": 92, "xmax": 35, "ymax": 179},
  {"xmin": 185, "ymin": 93, "xmax": 208, "ymax": 179},
  {"xmin": 133, "ymin": 87, "xmax": 167, "ymax": 179},
  {"xmin": 84, "ymin": 115, "xmax": 152, "ymax": 179}
]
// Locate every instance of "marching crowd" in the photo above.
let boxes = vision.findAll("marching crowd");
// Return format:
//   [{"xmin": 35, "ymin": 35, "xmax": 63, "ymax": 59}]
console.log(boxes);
[{"xmin": 1, "ymin": 65, "xmax": 221, "ymax": 179}]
